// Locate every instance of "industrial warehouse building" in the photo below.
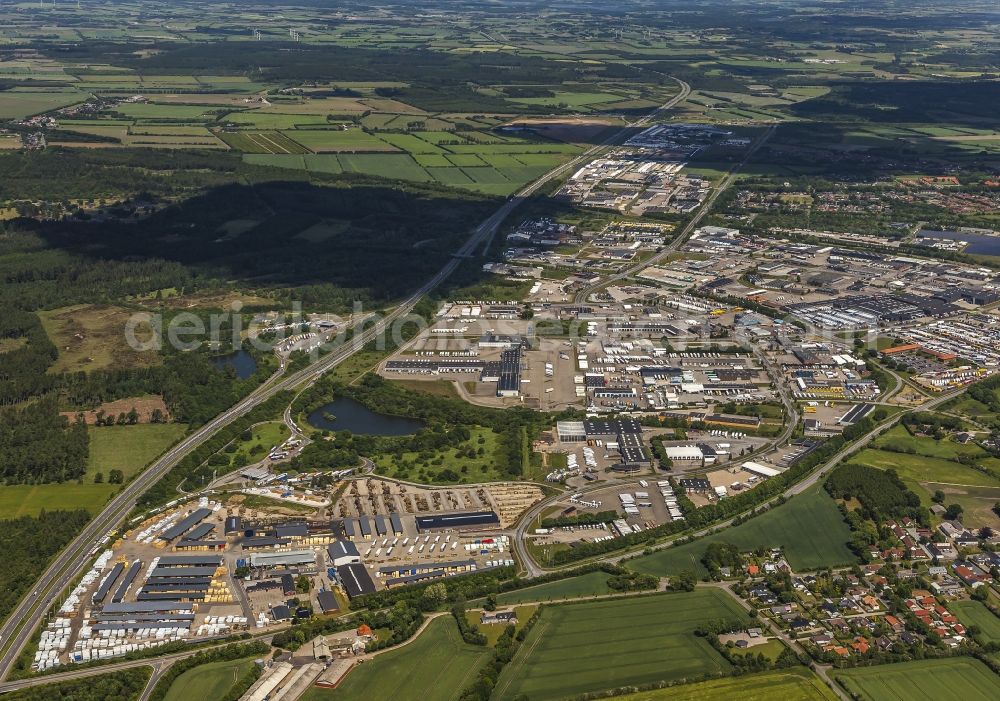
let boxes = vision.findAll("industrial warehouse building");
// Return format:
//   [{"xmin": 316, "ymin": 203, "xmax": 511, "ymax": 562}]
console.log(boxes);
[
  {"xmin": 341, "ymin": 513, "xmax": 405, "ymax": 540},
  {"xmin": 317, "ymin": 590, "xmax": 340, "ymax": 614},
  {"xmin": 327, "ymin": 541, "xmax": 361, "ymax": 567},
  {"xmin": 248, "ymin": 550, "xmax": 316, "ymax": 569},
  {"xmin": 336, "ymin": 563, "xmax": 377, "ymax": 598},
  {"xmin": 158, "ymin": 508, "xmax": 212, "ymax": 542},
  {"xmin": 415, "ymin": 511, "xmax": 500, "ymax": 533},
  {"xmin": 665, "ymin": 445, "xmax": 703, "ymax": 461}
]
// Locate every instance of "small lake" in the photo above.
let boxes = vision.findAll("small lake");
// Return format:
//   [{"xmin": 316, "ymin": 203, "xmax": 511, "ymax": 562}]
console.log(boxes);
[
  {"xmin": 307, "ymin": 397, "xmax": 426, "ymax": 435},
  {"xmin": 917, "ymin": 229, "xmax": 1000, "ymax": 256},
  {"xmin": 210, "ymin": 349, "xmax": 257, "ymax": 379}
]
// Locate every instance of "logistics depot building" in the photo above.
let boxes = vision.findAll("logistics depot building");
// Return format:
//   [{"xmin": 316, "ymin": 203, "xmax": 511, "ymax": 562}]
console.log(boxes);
[{"xmin": 556, "ymin": 418, "xmax": 651, "ymax": 466}]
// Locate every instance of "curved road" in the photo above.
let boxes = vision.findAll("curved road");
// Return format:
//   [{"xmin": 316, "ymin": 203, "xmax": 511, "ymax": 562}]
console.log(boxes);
[
  {"xmin": 0, "ymin": 81, "xmax": 695, "ymax": 682},
  {"xmin": 512, "ymin": 384, "xmax": 964, "ymax": 575}
]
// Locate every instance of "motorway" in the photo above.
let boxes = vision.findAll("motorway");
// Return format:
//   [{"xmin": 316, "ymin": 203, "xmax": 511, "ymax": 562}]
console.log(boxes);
[
  {"xmin": 0, "ymin": 82, "xmax": 694, "ymax": 684},
  {"xmin": 477, "ymin": 76, "xmax": 691, "ymax": 256}
]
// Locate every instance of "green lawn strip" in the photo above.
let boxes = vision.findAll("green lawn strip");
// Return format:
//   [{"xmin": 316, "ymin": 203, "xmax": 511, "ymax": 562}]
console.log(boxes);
[
  {"xmin": 490, "ymin": 571, "xmax": 613, "ymax": 605},
  {"xmin": 872, "ymin": 425, "xmax": 986, "ymax": 460},
  {"xmin": 0, "ymin": 423, "xmax": 185, "ymax": 518},
  {"xmin": 603, "ymin": 667, "xmax": 839, "ymax": 701},
  {"xmin": 852, "ymin": 448, "xmax": 1000, "ymax": 488},
  {"xmin": 88, "ymin": 424, "xmax": 187, "ymax": 480}
]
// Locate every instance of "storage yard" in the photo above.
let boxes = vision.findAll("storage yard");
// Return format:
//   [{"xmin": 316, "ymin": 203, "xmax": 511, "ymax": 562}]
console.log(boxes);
[{"xmin": 31, "ymin": 475, "xmax": 541, "ymax": 671}]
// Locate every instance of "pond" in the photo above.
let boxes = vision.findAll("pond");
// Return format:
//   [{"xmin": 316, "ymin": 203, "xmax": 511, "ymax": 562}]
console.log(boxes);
[
  {"xmin": 210, "ymin": 349, "xmax": 257, "ymax": 380},
  {"xmin": 307, "ymin": 397, "xmax": 426, "ymax": 435}
]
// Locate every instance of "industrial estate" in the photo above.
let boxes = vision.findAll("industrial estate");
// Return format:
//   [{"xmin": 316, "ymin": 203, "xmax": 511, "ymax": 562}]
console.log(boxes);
[{"xmin": 0, "ymin": 1, "xmax": 998, "ymax": 701}]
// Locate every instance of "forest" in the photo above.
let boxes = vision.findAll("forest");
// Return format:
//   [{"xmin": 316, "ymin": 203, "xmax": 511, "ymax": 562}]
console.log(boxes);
[
  {"xmin": 825, "ymin": 463, "xmax": 928, "ymax": 524},
  {"xmin": 3, "ymin": 667, "xmax": 150, "ymax": 701},
  {"xmin": 0, "ymin": 399, "xmax": 88, "ymax": 484},
  {"xmin": 0, "ymin": 510, "xmax": 92, "ymax": 625}
]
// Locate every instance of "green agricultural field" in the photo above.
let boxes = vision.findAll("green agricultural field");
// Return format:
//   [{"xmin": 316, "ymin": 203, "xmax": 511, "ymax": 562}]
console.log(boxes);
[
  {"xmin": 832, "ymin": 658, "xmax": 1000, "ymax": 701},
  {"xmin": 0, "ymin": 90, "xmax": 85, "ymax": 119},
  {"xmin": 221, "ymin": 112, "xmax": 331, "ymax": 129},
  {"xmin": 446, "ymin": 143, "xmax": 581, "ymax": 155},
  {"xmin": 337, "ymin": 153, "xmax": 432, "ymax": 182},
  {"xmin": 218, "ymin": 131, "xmax": 309, "ymax": 154},
  {"xmin": 284, "ymin": 129, "xmax": 399, "ymax": 153},
  {"xmin": 446, "ymin": 153, "xmax": 487, "ymax": 167},
  {"xmin": 413, "ymin": 153, "xmax": 453, "ymax": 167},
  {"xmin": 88, "ymin": 424, "xmax": 186, "ymax": 480},
  {"xmin": 628, "ymin": 485, "xmax": 855, "ymax": 577},
  {"xmin": 301, "ymin": 617, "xmax": 490, "ymax": 701},
  {"xmin": 413, "ymin": 130, "xmax": 470, "ymax": 144},
  {"xmin": 379, "ymin": 132, "xmax": 445, "ymax": 154},
  {"xmin": 162, "ymin": 657, "xmax": 256, "ymax": 701},
  {"xmin": 951, "ymin": 600, "xmax": 1000, "ymax": 644},
  {"xmin": 494, "ymin": 590, "xmax": 748, "ymax": 701},
  {"xmin": 0, "ymin": 423, "xmax": 185, "ymax": 519},
  {"xmin": 111, "ymin": 103, "xmax": 220, "ymax": 121},
  {"xmin": 492, "ymin": 571, "xmax": 613, "ymax": 605},
  {"xmin": 604, "ymin": 667, "xmax": 839, "ymax": 701},
  {"xmin": 426, "ymin": 167, "xmax": 475, "ymax": 185},
  {"xmin": 510, "ymin": 91, "xmax": 627, "ymax": 109},
  {"xmin": 0, "ymin": 483, "xmax": 117, "ymax": 519}
]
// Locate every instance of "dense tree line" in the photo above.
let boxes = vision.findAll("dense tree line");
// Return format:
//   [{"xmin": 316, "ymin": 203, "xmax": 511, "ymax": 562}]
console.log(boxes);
[
  {"xmin": 0, "ymin": 510, "xmax": 92, "ymax": 625},
  {"xmin": 965, "ymin": 375, "xmax": 1000, "ymax": 415},
  {"xmin": 0, "ymin": 308, "xmax": 58, "ymax": 404},
  {"xmin": 272, "ymin": 600, "xmax": 422, "ymax": 653},
  {"xmin": 825, "ymin": 464, "xmax": 928, "ymax": 524},
  {"xmin": 452, "ymin": 603, "xmax": 488, "ymax": 645},
  {"xmin": 607, "ymin": 571, "xmax": 659, "ymax": 592},
  {"xmin": 3, "ymin": 667, "xmax": 150, "ymax": 701},
  {"xmin": 701, "ymin": 542, "xmax": 744, "ymax": 578},
  {"xmin": 0, "ymin": 399, "xmax": 88, "ymax": 484}
]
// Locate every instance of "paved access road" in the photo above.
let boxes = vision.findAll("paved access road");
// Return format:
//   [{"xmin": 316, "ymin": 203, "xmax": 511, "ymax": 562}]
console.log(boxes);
[
  {"xmin": 512, "ymin": 385, "xmax": 966, "ymax": 576},
  {"xmin": 573, "ymin": 122, "xmax": 776, "ymax": 303},
  {"xmin": 0, "ymin": 81, "xmax": 693, "ymax": 683}
]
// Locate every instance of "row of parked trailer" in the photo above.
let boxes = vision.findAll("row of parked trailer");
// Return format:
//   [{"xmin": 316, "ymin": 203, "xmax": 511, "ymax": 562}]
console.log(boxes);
[
  {"xmin": 69, "ymin": 633, "xmax": 187, "ymax": 666},
  {"xmin": 59, "ymin": 549, "xmax": 114, "ymax": 615},
  {"xmin": 195, "ymin": 615, "xmax": 248, "ymax": 637},
  {"xmin": 611, "ymin": 519, "xmax": 644, "ymax": 536},
  {"xmin": 35, "ymin": 616, "xmax": 189, "ymax": 670},
  {"xmin": 659, "ymin": 479, "xmax": 685, "ymax": 521}
]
